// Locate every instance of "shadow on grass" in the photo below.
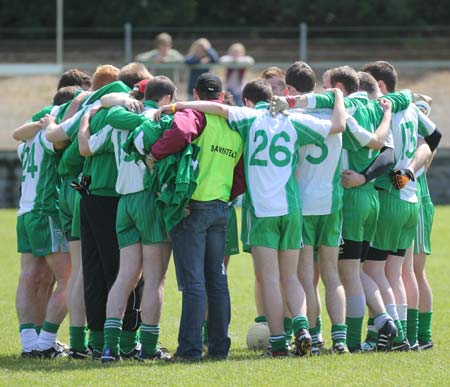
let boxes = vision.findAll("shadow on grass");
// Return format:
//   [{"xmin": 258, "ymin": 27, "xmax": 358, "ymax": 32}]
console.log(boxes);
[{"xmin": 0, "ymin": 349, "xmax": 271, "ymax": 372}]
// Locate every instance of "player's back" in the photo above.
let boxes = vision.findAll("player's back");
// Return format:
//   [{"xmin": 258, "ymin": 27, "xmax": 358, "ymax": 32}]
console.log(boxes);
[{"xmin": 245, "ymin": 110, "xmax": 302, "ymax": 217}]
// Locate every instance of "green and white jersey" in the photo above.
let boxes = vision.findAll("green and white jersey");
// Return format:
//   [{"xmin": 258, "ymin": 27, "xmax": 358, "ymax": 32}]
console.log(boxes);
[
  {"xmin": 227, "ymin": 101, "xmax": 330, "ymax": 217},
  {"xmin": 60, "ymin": 81, "xmax": 130, "ymax": 141},
  {"xmin": 375, "ymin": 103, "xmax": 422, "ymax": 202},
  {"xmin": 310, "ymin": 90, "xmax": 411, "ymax": 174},
  {"xmin": 88, "ymin": 105, "xmax": 158, "ymax": 195},
  {"xmin": 290, "ymin": 107, "xmax": 342, "ymax": 216},
  {"xmin": 17, "ymin": 127, "xmax": 58, "ymax": 216},
  {"xmin": 60, "ymin": 100, "xmax": 101, "ymax": 141}
]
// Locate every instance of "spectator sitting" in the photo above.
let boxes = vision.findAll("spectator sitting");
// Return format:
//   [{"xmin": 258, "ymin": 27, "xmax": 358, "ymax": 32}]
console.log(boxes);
[{"xmin": 219, "ymin": 43, "xmax": 254, "ymax": 106}]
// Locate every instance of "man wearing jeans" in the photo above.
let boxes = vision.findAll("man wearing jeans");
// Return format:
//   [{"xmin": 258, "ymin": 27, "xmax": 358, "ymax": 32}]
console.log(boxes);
[{"xmin": 148, "ymin": 73, "xmax": 244, "ymax": 360}]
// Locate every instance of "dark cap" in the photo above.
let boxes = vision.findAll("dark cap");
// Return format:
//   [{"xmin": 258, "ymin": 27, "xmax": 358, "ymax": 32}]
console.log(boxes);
[{"xmin": 195, "ymin": 73, "xmax": 222, "ymax": 94}]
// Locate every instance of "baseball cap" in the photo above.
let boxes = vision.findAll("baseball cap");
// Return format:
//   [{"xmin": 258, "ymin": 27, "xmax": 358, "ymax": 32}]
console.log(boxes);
[
  {"xmin": 195, "ymin": 73, "xmax": 222, "ymax": 94},
  {"xmin": 133, "ymin": 79, "xmax": 150, "ymax": 94}
]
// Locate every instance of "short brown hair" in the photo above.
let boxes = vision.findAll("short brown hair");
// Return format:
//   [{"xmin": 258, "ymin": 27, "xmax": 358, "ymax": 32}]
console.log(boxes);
[
  {"xmin": 52, "ymin": 86, "xmax": 80, "ymax": 105},
  {"xmin": 260, "ymin": 66, "xmax": 285, "ymax": 80},
  {"xmin": 285, "ymin": 61, "xmax": 315, "ymax": 93},
  {"xmin": 57, "ymin": 68, "xmax": 91, "ymax": 90},
  {"xmin": 267, "ymin": 77, "xmax": 287, "ymax": 96},
  {"xmin": 358, "ymin": 71, "xmax": 379, "ymax": 98},
  {"xmin": 360, "ymin": 61, "xmax": 397, "ymax": 92},
  {"xmin": 144, "ymin": 76, "xmax": 176, "ymax": 102},
  {"xmin": 242, "ymin": 79, "xmax": 273, "ymax": 105},
  {"xmin": 91, "ymin": 65, "xmax": 120, "ymax": 91},
  {"xmin": 326, "ymin": 66, "xmax": 359, "ymax": 95},
  {"xmin": 119, "ymin": 62, "xmax": 152, "ymax": 88}
]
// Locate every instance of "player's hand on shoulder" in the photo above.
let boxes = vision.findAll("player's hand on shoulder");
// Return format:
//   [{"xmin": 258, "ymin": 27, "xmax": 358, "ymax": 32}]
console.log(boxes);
[
  {"xmin": 378, "ymin": 98, "xmax": 392, "ymax": 112},
  {"xmin": 39, "ymin": 114, "xmax": 55, "ymax": 128},
  {"xmin": 124, "ymin": 98, "xmax": 144, "ymax": 114}
]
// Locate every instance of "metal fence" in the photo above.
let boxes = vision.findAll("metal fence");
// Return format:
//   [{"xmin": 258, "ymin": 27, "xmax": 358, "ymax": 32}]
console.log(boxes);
[{"xmin": 1, "ymin": 24, "xmax": 450, "ymax": 66}]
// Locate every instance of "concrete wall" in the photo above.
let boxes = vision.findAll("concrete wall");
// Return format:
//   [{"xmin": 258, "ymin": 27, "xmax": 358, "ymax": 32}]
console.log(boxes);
[{"xmin": 1, "ymin": 149, "xmax": 449, "ymax": 208}]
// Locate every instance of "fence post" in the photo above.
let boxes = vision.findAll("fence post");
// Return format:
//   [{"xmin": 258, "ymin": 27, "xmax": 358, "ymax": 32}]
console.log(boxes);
[
  {"xmin": 299, "ymin": 22, "xmax": 307, "ymax": 61},
  {"xmin": 124, "ymin": 22, "xmax": 132, "ymax": 64},
  {"xmin": 56, "ymin": 0, "xmax": 64, "ymax": 67}
]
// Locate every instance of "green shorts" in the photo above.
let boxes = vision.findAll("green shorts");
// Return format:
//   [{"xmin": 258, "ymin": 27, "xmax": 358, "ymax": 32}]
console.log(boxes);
[
  {"xmin": 116, "ymin": 190, "xmax": 168, "ymax": 249},
  {"xmin": 17, "ymin": 211, "xmax": 68, "ymax": 256},
  {"xmin": 302, "ymin": 210, "xmax": 342, "ymax": 248},
  {"xmin": 414, "ymin": 190, "xmax": 434, "ymax": 255},
  {"xmin": 58, "ymin": 178, "xmax": 79, "ymax": 240},
  {"xmin": 249, "ymin": 210, "xmax": 302, "ymax": 251},
  {"xmin": 224, "ymin": 206, "xmax": 239, "ymax": 256},
  {"xmin": 71, "ymin": 193, "xmax": 81, "ymax": 239},
  {"xmin": 372, "ymin": 190, "xmax": 419, "ymax": 252},
  {"xmin": 342, "ymin": 184, "xmax": 379, "ymax": 242}
]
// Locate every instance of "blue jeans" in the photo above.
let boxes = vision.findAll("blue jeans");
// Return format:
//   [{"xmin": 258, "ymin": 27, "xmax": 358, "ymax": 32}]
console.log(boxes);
[{"xmin": 170, "ymin": 200, "xmax": 231, "ymax": 359}]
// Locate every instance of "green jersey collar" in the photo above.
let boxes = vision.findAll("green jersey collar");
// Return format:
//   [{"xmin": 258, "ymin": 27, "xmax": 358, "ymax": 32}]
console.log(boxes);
[
  {"xmin": 255, "ymin": 101, "xmax": 270, "ymax": 110},
  {"xmin": 348, "ymin": 91, "xmax": 368, "ymax": 100},
  {"xmin": 144, "ymin": 100, "xmax": 159, "ymax": 109}
]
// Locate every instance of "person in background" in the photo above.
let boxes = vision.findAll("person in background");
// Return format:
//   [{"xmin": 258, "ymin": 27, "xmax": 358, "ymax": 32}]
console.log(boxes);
[
  {"xmin": 185, "ymin": 38, "xmax": 219, "ymax": 99},
  {"xmin": 135, "ymin": 33, "xmax": 184, "ymax": 64},
  {"xmin": 219, "ymin": 43, "xmax": 254, "ymax": 106},
  {"xmin": 135, "ymin": 33, "xmax": 184, "ymax": 80}
]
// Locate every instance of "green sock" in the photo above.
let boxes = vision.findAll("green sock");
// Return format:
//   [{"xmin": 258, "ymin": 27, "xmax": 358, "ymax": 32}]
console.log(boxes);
[
  {"xmin": 269, "ymin": 334, "xmax": 287, "ymax": 352},
  {"xmin": 89, "ymin": 330, "xmax": 104, "ymax": 353},
  {"xmin": 292, "ymin": 315, "xmax": 309, "ymax": 337},
  {"xmin": 140, "ymin": 324, "xmax": 160, "ymax": 356},
  {"xmin": 19, "ymin": 323, "xmax": 34, "ymax": 332},
  {"xmin": 120, "ymin": 329, "xmax": 139, "ymax": 354},
  {"xmin": 42, "ymin": 321, "xmax": 59, "ymax": 334},
  {"xmin": 284, "ymin": 317, "xmax": 293, "ymax": 342},
  {"xmin": 366, "ymin": 318, "xmax": 377, "ymax": 342},
  {"xmin": 310, "ymin": 326, "xmax": 320, "ymax": 346},
  {"xmin": 202, "ymin": 320, "xmax": 208, "ymax": 344},
  {"xmin": 316, "ymin": 317, "xmax": 322, "ymax": 335},
  {"xmin": 346, "ymin": 317, "xmax": 364, "ymax": 350},
  {"xmin": 331, "ymin": 324, "xmax": 347, "ymax": 346},
  {"xmin": 393, "ymin": 319, "xmax": 405, "ymax": 343},
  {"xmin": 418, "ymin": 312, "xmax": 432, "ymax": 343},
  {"xmin": 407, "ymin": 309, "xmax": 419, "ymax": 345},
  {"xmin": 104, "ymin": 318, "xmax": 122, "ymax": 354},
  {"xmin": 401, "ymin": 320, "xmax": 407, "ymax": 341},
  {"xmin": 255, "ymin": 315, "xmax": 267, "ymax": 323},
  {"xmin": 34, "ymin": 325, "xmax": 42, "ymax": 335},
  {"xmin": 70, "ymin": 326, "xmax": 88, "ymax": 352}
]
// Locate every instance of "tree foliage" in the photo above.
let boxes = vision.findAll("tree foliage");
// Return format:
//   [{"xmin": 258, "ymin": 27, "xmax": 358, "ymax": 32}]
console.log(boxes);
[{"xmin": 1, "ymin": 0, "xmax": 449, "ymax": 28}]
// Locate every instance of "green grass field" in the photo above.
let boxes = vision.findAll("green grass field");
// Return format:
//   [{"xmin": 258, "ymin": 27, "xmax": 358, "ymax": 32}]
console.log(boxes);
[{"xmin": 0, "ymin": 207, "xmax": 449, "ymax": 387}]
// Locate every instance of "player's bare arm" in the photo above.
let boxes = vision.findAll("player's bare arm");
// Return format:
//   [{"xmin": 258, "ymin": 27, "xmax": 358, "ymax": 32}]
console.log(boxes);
[
  {"xmin": 365, "ymin": 98, "xmax": 392, "ymax": 149},
  {"xmin": 101, "ymin": 92, "xmax": 144, "ymax": 113},
  {"xmin": 330, "ymin": 88, "xmax": 346, "ymax": 134},
  {"xmin": 78, "ymin": 106, "xmax": 101, "ymax": 156},
  {"xmin": 156, "ymin": 101, "xmax": 229, "ymax": 120},
  {"xmin": 12, "ymin": 118, "xmax": 46, "ymax": 141}
]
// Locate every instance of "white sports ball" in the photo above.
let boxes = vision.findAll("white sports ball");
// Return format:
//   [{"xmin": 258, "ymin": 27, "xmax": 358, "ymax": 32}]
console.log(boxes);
[{"xmin": 246, "ymin": 322, "xmax": 270, "ymax": 351}]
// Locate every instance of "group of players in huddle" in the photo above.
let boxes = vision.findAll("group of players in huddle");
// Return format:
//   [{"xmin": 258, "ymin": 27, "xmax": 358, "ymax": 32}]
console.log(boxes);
[{"xmin": 13, "ymin": 57, "xmax": 441, "ymax": 362}]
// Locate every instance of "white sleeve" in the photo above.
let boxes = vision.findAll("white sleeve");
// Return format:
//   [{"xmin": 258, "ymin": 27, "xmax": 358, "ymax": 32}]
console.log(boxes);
[
  {"xmin": 88, "ymin": 125, "xmax": 114, "ymax": 154},
  {"xmin": 345, "ymin": 116, "xmax": 374, "ymax": 147},
  {"xmin": 39, "ymin": 130, "xmax": 56, "ymax": 154},
  {"xmin": 385, "ymin": 127, "xmax": 394, "ymax": 148}
]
